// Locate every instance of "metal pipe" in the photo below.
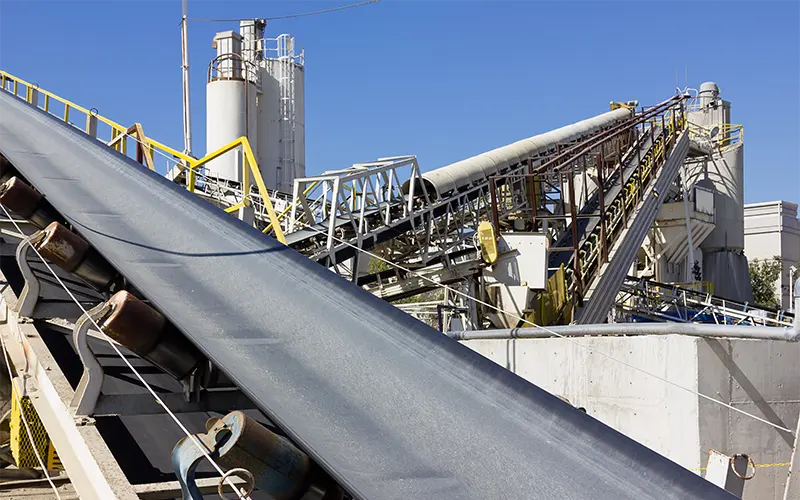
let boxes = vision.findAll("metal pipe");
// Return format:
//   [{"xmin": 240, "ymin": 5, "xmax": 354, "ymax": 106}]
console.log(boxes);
[
  {"xmin": 795, "ymin": 278, "xmax": 800, "ymax": 330},
  {"xmin": 447, "ymin": 319, "xmax": 800, "ymax": 342},
  {"xmin": 180, "ymin": 0, "xmax": 193, "ymax": 156},
  {"xmin": 0, "ymin": 177, "xmax": 59, "ymax": 229}
]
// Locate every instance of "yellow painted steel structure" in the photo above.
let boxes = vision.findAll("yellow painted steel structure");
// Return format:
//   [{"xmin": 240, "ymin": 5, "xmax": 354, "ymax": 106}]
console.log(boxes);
[
  {"xmin": 10, "ymin": 379, "xmax": 61, "ymax": 470},
  {"xmin": 476, "ymin": 221, "xmax": 498, "ymax": 264},
  {"xmin": 0, "ymin": 70, "xmax": 287, "ymax": 243}
]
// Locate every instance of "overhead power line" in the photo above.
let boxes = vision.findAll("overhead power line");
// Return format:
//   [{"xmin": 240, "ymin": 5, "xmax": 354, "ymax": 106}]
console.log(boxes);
[{"xmin": 189, "ymin": 0, "xmax": 380, "ymax": 23}]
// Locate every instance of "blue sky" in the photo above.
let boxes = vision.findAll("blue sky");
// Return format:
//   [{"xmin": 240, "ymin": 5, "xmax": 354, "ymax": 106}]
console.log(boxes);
[{"xmin": 0, "ymin": 1, "xmax": 798, "ymax": 204}]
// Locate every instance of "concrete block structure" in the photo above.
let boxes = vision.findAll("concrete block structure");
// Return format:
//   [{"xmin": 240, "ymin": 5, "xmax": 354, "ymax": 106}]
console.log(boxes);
[
  {"xmin": 462, "ymin": 335, "xmax": 800, "ymax": 500},
  {"xmin": 744, "ymin": 201, "xmax": 800, "ymax": 310}
]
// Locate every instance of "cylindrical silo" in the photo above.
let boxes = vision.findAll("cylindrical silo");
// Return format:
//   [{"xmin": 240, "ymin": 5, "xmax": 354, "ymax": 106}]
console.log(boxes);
[
  {"xmin": 206, "ymin": 79, "xmax": 258, "ymax": 183},
  {"xmin": 293, "ymin": 64, "xmax": 306, "ymax": 181},
  {"xmin": 255, "ymin": 34, "xmax": 305, "ymax": 194},
  {"xmin": 685, "ymin": 82, "xmax": 751, "ymax": 300},
  {"xmin": 257, "ymin": 62, "xmax": 281, "ymax": 191}
]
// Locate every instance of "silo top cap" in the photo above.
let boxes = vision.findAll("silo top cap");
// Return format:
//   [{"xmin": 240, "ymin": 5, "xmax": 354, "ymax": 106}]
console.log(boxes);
[{"xmin": 699, "ymin": 82, "xmax": 720, "ymax": 96}]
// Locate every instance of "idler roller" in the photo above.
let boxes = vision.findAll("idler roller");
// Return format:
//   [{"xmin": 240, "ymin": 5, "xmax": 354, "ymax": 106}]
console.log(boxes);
[
  {"xmin": 0, "ymin": 177, "xmax": 59, "ymax": 229},
  {"xmin": 99, "ymin": 291, "xmax": 204, "ymax": 380},
  {"xmin": 173, "ymin": 411, "xmax": 343, "ymax": 500},
  {"xmin": 30, "ymin": 222, "xmax": 118, "ymax": 291},
  {"xmin": 0, "ymin": 154, "xmax": 16, "ymax": 184}
]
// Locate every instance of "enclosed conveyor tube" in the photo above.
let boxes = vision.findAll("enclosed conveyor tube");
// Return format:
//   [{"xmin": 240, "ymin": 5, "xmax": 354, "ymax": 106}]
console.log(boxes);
[
  {"xmin": 403, "ymin": 107, "xmax": 634, "ymax": 200},
  {"xmin": 30, "ymin": 221, "xmax": 120, "ymax": 291},
  {"xmin": 98, "ymin": 291, "xmax": 204, "ymax": 379},
  {"xmin": 0, "ymin": 176, "xmax": 60, "ymax": 229}
]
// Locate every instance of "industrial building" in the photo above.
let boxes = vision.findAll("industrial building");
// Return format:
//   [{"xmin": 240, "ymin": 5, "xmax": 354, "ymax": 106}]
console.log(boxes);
[
  {"xmin": 0, "ymin": 15, "xmax": 796, "ymax": 500},
  {"xmin": 744, "ymin": 201, "xmax": 800, "ymax": 311}
]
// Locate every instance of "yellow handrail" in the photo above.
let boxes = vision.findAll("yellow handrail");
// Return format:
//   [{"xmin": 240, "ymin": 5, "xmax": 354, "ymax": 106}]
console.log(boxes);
[
  {"xmin": 0, "ymin": 70, "xmax": 193, "ymax": 165},
  {"xmin": 183, "ymin": 137, "xmax": 286, "ymax": 243},
  {"xmin": 0, "ymin": 69, "xmax": 287, "ymax": 243}
]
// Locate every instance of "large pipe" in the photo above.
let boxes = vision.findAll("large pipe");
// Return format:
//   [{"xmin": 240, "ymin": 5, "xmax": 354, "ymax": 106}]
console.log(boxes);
[
  {"xmin": 403, "ymin": 107, "xmax": 633, "ymax": 200},
  {"xmin": 447, "ymin": 317, "xmax": 800, "ymax": 342}
]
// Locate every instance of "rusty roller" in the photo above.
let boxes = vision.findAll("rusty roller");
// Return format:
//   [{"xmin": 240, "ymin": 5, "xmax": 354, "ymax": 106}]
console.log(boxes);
[
  {"xmin": 30, "ymin": 221, "xmax": 119, "ymax": 291},
  {"xmin": 0, "ymin": 154, "xmax": 16, "ymax": 184},
  {"xmin": 0, "ymin": 176, "xmax": 60, "ymax": 229},
  {"xmin": 98, "ymin": 290, "xmax": 204, "ymax": 380}
]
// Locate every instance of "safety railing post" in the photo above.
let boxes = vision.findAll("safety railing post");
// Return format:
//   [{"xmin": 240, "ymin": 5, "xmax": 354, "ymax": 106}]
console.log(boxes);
[
  {"xmin": 595, "ymin": 153, "xmax": 609, "ymax": 264},
  {"xmin": 489, "ymin": 176, "xmax": 500, "ymax": 237},
  {"xmin": 86, "ymin": 113, "xmax": 98, "ymax": 138},
  {"xmin": 566, "ymin": 165, "xmax": 583, "ymax": 304},
  {"xmin": 526, "ymin": 158, "xmax": 537, "ymax": 232}
]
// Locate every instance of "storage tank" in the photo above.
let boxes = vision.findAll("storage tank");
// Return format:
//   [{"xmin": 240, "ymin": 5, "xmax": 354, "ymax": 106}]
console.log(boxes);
[
  {"xmin": 258, "ymin": 35, "xmax": 305, "ymax": 193},
  {"xmin": 685, "ymin": 82, "xmax": 751, "ymax": 300},
  {"xmin": 206, "ymin": 31, "xmax": 258, "ymax": 183}
]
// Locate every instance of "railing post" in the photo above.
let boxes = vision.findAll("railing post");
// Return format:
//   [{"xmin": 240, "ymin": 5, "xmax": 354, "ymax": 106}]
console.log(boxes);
[
  {"xmin": 595, "ymin": 153, "xmax": 609, "ymax": 264},
  {"xmin": 567, "ymin": 166, "xmax": 583, "ymax": 304},
  {"xmin": 86, "ymin": 113, "xmax": 98, "ymax": 138},
  {"xmin": 241, "ymin": 144, "xmax": 251, "ymax": 206},
  {"xmin": 489, "ymin": 176, "xmax": 500, "ymax": 237},
  {"xmin": 526, "ymin": 158, "xmax": 537, "ymax": 232}
]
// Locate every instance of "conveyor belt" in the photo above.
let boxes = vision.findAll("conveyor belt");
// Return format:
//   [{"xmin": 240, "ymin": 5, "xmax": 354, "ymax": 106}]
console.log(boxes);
[{"xmin": 0, "ymin": 91, "xmax": 734, "ymax": 499}]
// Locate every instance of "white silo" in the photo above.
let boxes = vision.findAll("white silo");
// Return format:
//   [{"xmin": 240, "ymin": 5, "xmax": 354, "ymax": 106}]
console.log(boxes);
[
  {"xmin": 685, "ymin": 82, "xmax": 751, "ymax": 300},
  {"xmin": 206, "ymin": 30, "xmax": 258, "ymax": 183},
  {"xmin": 258, "ymin": 34, "xmax": 305, "ymax": 193},
  {"xmin": 206, "ymin": 24, "xmax": 305, "ymax": 194}
]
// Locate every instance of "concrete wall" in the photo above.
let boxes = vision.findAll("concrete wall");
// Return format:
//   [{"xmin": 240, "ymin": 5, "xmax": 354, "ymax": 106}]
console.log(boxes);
[
  {"xmin": 462, "ymin": 335, "xmax": 800, "ymax": 500},
  {"xmin": 744, "ymin": 201, "xmax": 800, "ymax": 310}
]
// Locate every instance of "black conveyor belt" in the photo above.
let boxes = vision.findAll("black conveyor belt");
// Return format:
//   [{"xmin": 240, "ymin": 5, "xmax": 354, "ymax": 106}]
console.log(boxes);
[{"xmin": 0, "ymin": 91, "xmax": 734, "ymax": 500}]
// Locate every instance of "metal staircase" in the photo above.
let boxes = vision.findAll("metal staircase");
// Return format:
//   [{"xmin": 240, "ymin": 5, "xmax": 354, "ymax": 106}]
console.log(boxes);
[{"xmin": 482, "ymin": 97, "xmax": 691, "ymax": 325}]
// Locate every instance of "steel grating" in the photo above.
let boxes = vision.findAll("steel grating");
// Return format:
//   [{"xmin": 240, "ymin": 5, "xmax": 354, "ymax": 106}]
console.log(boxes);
[{"xmin": 0, "ymin": 91, "xmax": 735, "ymax": 500}]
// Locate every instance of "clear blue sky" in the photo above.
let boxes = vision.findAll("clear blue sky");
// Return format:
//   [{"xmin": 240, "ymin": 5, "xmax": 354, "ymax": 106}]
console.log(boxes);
[{"xmin": 0, "ymin": 1, "xmax": 798, "ymax": 204}]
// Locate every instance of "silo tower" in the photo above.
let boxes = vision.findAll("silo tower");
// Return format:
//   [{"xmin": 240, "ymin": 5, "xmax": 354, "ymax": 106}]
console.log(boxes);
[
  {"xmin": 205, "ymin": 20, "xmax": 305, "ymax": 193},
  {"xmin": 685, "ymin": 82, "xmax": 752, "ymax": 301}
]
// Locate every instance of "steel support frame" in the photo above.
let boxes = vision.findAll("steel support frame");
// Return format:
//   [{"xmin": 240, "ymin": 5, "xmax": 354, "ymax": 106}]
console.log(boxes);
[
  {"xmin": 615, "ymin": 277, "xmax": 795, "ymax": 328},
  {"xmin": 0, "ymin": 274, "xmax": 138, "ymax": 500},
  {"xmin": 0, "ymin": 254, "xmax": 260, "ymax": 498}
]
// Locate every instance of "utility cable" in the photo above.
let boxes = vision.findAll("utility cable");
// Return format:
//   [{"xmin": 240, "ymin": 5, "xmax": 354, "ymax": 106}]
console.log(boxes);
[
  {"xmin": 189, "ymin": 0, "xmax": 380, "ymax": 23},
  {"xmin": 0, "ymin": 206, "xmax": 250, "ymax": 500},
  {"xmin": 290, "ymin": 219, "xmax": 796, "ymax": 436},
  {"xmin": 91, "ymin": 113, "xmax": 796, "ymax": 436}
]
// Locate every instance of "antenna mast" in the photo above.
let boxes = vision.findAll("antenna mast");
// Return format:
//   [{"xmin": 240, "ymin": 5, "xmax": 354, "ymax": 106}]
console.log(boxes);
[{"xmin": 181, "ymin": 0, "xmax": 193, "ymax": 155}]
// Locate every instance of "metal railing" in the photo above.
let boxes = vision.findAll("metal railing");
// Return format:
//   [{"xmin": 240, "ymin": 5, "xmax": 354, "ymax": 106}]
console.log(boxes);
[
  {"xmin": 488, "ymin": 97, "xmax": 688, "ymax": 315},
  {"xmin": 0, "ymin": 69, "xmax": 286, "ymax": 243},
  {"xmin": 617, "ymin": 276, "xmax": 794, "ymax": 327}
]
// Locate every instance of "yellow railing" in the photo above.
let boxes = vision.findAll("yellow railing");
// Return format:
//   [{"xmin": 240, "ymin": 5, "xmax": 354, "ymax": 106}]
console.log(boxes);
[
  {"xmin": 0, "ymin": 70, "xmax": 286, "ymax": 243},
  {"xmin": 687, "ymin": 121, "xmax": 743, "ymax": 151},
  {"xmin": 185, "ymin": 138, "xmax": 286, "ymax": 243},
  {"xmin": 0, "ymin": 70, "xmax": 193, "ymax": 165}
]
